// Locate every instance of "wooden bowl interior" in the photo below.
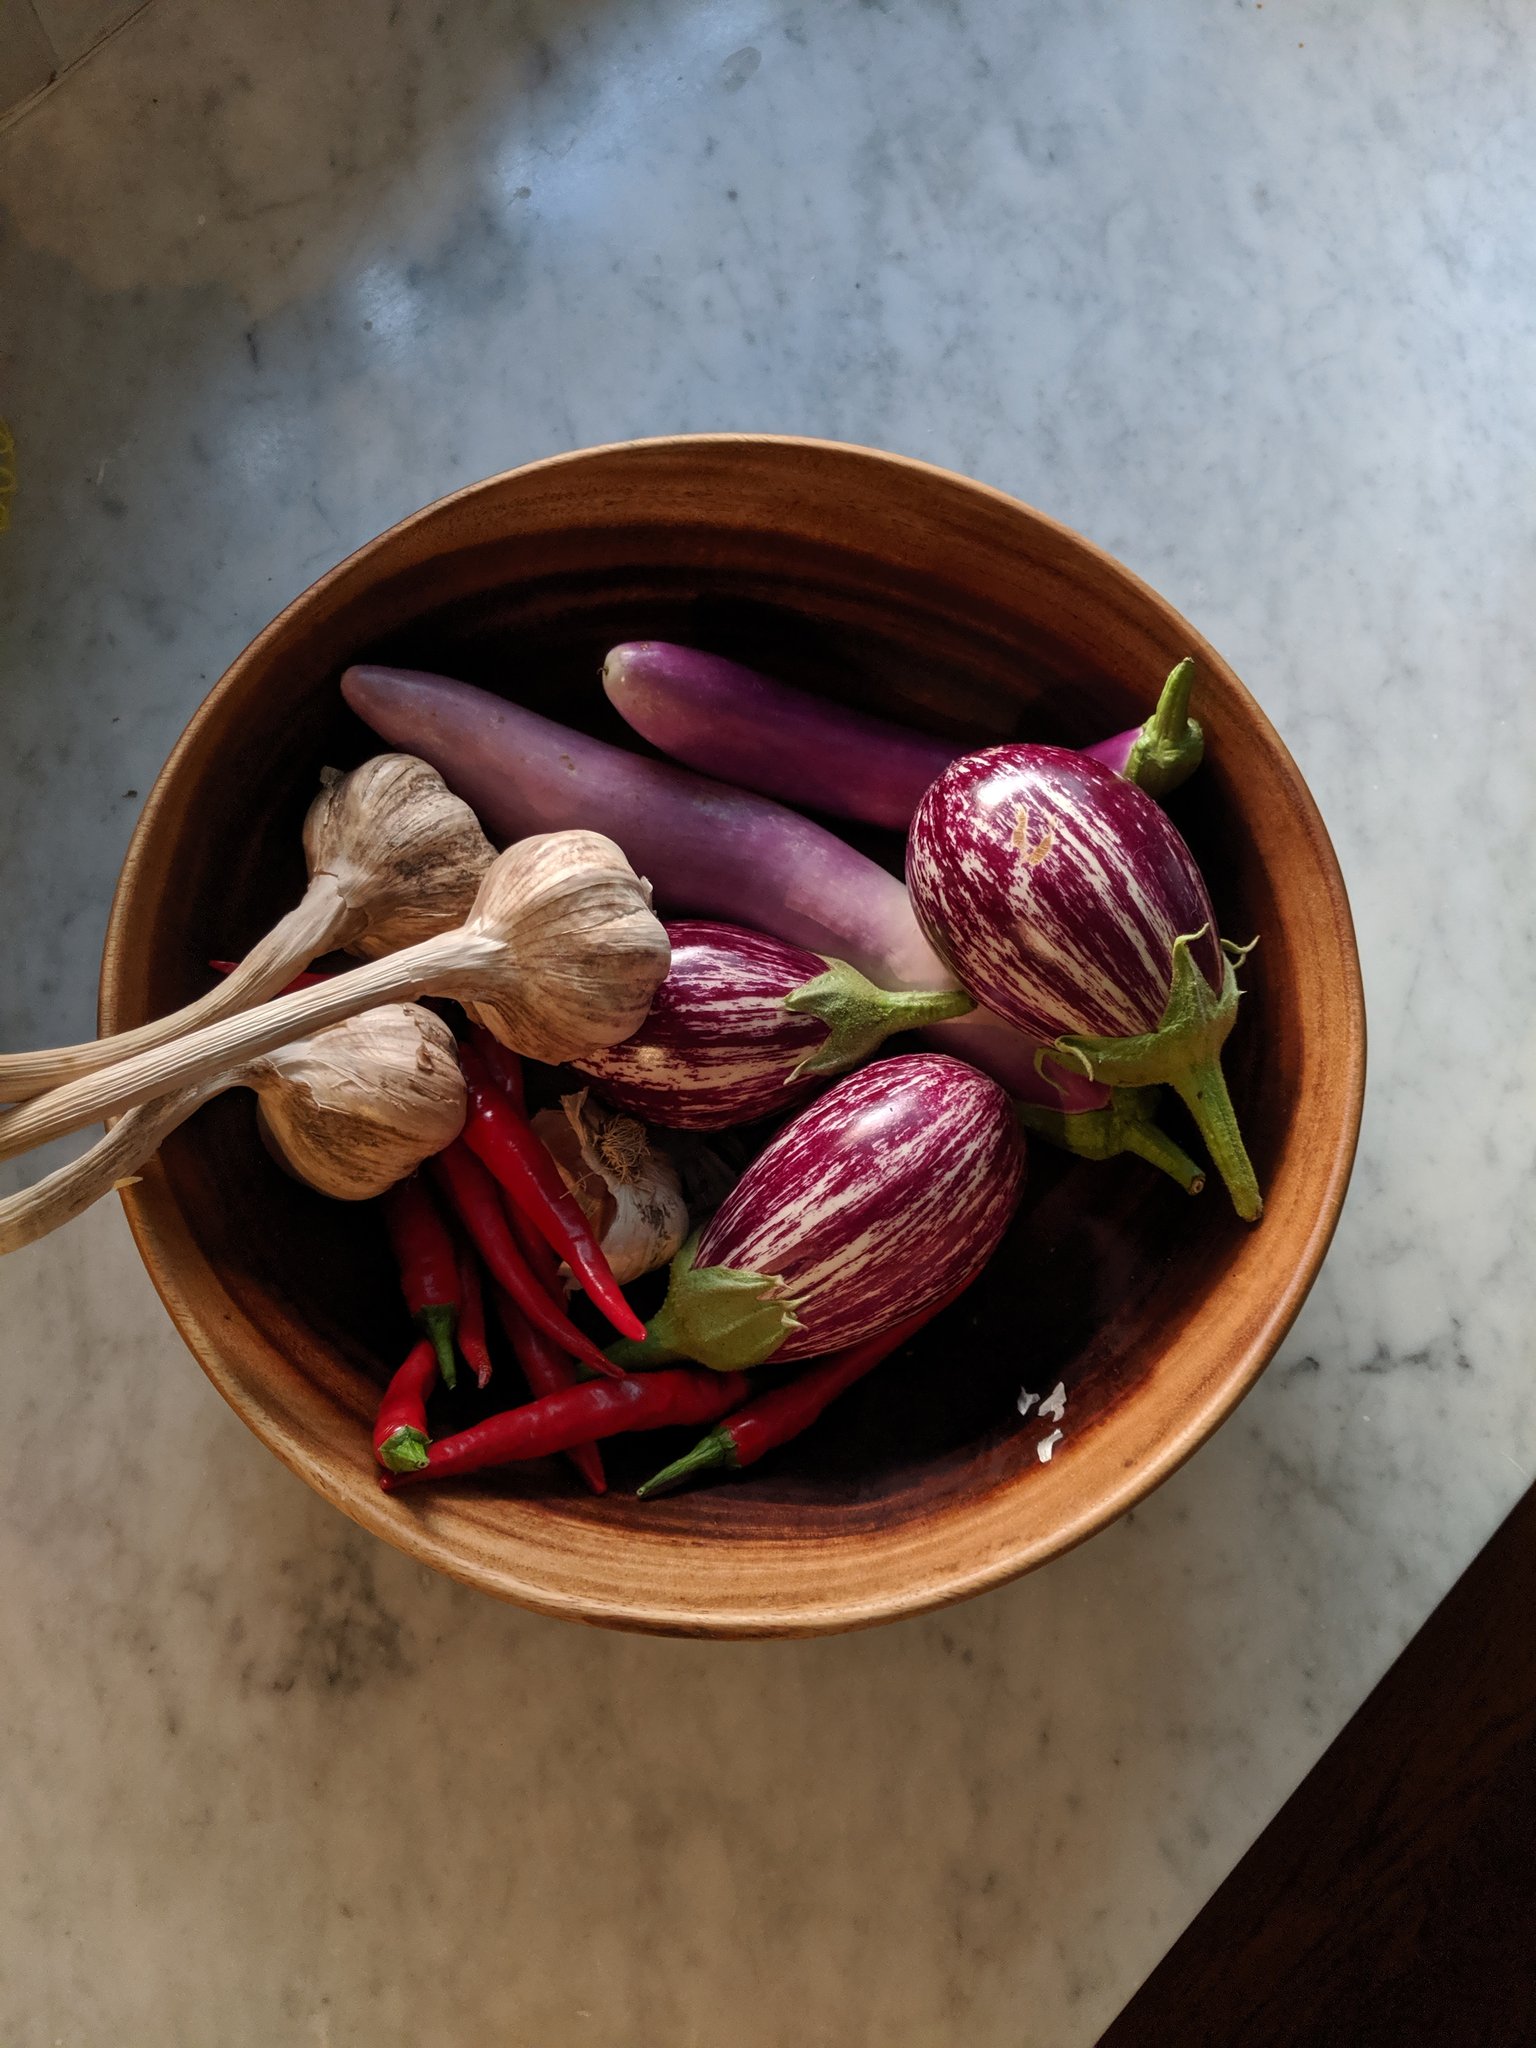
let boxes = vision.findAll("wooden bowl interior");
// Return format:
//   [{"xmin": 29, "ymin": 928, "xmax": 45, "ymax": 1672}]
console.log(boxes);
[{"xmin": 104, "ymin": 440, "xmax": 1360, "ymax": 1633}]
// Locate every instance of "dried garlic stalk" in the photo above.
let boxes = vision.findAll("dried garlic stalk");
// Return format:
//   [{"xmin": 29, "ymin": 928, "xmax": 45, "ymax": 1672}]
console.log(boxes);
[
  {"xmin": 0, "ymin": 753, "xmax": 493, "ymax": 1104},
  {"xmin": 0, "ymin": 1005, "xmax": 465, "ymax": 1254},
  {"xmin": 0, "ymin": 828, "xmax": 670, "ymax": 1163}
]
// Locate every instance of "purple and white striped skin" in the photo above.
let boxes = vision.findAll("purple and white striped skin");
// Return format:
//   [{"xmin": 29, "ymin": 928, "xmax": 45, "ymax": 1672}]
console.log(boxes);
[
  {"xmin": 574, "ymin": 922, "xmax": 828, "ymax": 1129},
  {"xmin": 610, "ymin": 1054, "xmax": 1025, "ymax": 1371},
  {"xmin": 909, "ymin": 746, "xmax": 1224, "ymax": 1041},
  {"xmin": 907, "ymin": 745, "xmax": 1261, "ymax": 1220},
  {"xmin": 602, "ymin": 644, "xmax": 1202, "ymax": 828},
  {"xmin": 340, "ymin": 665, "xmax": 1103, "ymax": 1115},
  {"xmin": 574, "ymin": 920, "xmax": 976, "ymax": 1130},
  {"xmin": 344, "ymin": 669, "xmax": 1204, "ymax": 1191}
]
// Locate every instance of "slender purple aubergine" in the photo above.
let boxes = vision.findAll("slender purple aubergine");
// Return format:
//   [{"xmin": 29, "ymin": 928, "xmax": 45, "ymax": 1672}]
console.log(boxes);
[
  {"xmin": 573, "ymin": 920, "xmax": 971, "ymax": 1130},
  {"xmin": 907, "ymin": 746, "xmax": 1262, "ymax": 1221},
  {"xmin": 340, "ymin": 665, "xmax": 1203, "ymax": 1188},
  {"xmin": 606, "ymin": 1054, "xmax": 1025, "ymax": 1370},
  {"xmin": 602, "ymin": 643, "xmax": 1203, "ymax": 827}
]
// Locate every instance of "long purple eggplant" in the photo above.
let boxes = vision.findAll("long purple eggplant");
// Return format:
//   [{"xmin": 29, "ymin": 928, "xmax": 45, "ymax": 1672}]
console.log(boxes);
[
  {"xmin": 907, "ymin": 746, "xmax": 1261, "ymax": 1220},
  {"xmin": 573, "ymin": 919, "xmax": 971, "ymax": 1129},
  {"xmin": 343, "ymin": 665, "xmax": 947, "ymax": 985},
  {"xmin": 341, "ymin": 666, "xmax": 1202, "ymax": 1186},
  {"xmin": 606, "ymin": 1054, "xmax": 1025, "ymax": 1370},
  {"xmin": 601, "ymin": 643, "xmax": 1203, "ymax": 827}
]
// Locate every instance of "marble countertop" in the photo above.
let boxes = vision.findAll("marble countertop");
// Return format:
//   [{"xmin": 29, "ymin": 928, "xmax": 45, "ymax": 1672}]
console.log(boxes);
[{"xmin": 2, "ymin": 1, "xmax": 1533, "ymax": 2040}]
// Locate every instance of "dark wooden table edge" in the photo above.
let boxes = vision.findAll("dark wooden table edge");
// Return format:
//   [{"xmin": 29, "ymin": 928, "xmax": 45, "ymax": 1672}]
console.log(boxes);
[{"xmin": 1099, "ymin": 1482, "xmax": 1536, "ymax": 2046}]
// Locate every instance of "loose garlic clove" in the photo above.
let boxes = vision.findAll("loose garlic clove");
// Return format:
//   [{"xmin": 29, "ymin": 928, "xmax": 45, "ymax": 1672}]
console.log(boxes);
[
  {"xmin": 250, "ymin": 1005, "xmax": 466, "ymax": 1200},
  {"xmin": 534, "ymin": 1089, "xmax": 688, "ymax": 1284},
  {"xmin": 0, "ymin": 1005, "xmax": 464, "ymax": 1254},
  {"xmin": 0, "ymin": 752, "xmax": 493, "ymax": 1104}
]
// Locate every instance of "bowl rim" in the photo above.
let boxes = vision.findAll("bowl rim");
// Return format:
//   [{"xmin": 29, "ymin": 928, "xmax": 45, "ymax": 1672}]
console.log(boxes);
[{"xmin": 101, "ymin": 432, "xmax": 1367, "ymax": 1637}]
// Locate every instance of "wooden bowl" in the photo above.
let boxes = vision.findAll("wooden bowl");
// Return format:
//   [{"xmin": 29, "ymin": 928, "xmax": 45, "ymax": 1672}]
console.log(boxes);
[{"xmin": 101, "ymin": 436, "xmax": 1365, "ymax": 1637}]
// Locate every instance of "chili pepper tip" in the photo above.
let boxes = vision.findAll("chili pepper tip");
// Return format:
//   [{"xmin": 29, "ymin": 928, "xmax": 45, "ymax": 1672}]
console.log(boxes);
[
  {"xmin": 602, "ymin": 1295, "xmax": 648, "ymax": 1344},
  {"xmin": 376, "ymin": 1425, "xmax": 431, "ymax": 1475}
]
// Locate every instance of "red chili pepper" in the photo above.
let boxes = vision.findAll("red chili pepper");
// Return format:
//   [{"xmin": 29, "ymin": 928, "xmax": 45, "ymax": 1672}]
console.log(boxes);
[
  {"xmin": 383, "ymin": 1176, "xmax": 461, "ymax": 1389},
  {"xmin": 428, "ymin": 1140, "xmax": 624, "ymax": 1379},
  {"xmin": 636, "ymin": 1288, "xmax": 966, "ymax": 1499},
  {"xmin": 455, "ymin": 1245, "xmax": 494, "ymax": 1391},
  {"xmin": 457, "ymin": 1040, "xmax": 645, "ymax": 1344},
  {"xmin": 468, "ymin": 1023, "xmax": 525, "ymax": 1116},
  {"xmin": 496, "ymin": 1195, "xmax": 607, "ymax": 1492},
  {"xmin": 491, "ymin": 1281, "xmax": 607, "ymax": 1496},
  {"xmin": 381, "ymin": 1367, "xmax": 750, "ymax": 1491},
  {"xmin": 209, "ymin": 960, "xmax": 331, "ymax": 994},
  {"xmin": 372, "ymin": 1337, "xmax": 438, "ymax": 1474}
]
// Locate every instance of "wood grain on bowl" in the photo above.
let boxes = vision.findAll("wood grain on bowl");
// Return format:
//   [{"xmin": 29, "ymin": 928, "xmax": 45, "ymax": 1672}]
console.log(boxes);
[{"xmin": 99, "ymin": 435, "xmax": 1366, "ymax": 1637}]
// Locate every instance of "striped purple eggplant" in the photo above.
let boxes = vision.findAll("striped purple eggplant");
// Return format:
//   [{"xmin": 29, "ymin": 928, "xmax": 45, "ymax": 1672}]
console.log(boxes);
[
  {"xmin": 602, "ymin": 644, "xmax": 1203, "ymax": 826},
  {"xmin": 606, "ymin": 1053, "xmax": 1025, "ymax": 1370},
  {"xmin": 907, "ymin": 746, "xmax": 1261, "ymax": 1220},
  {"xmin": 341, "ymin": 665, "xmax": 1203, "ymax": 1185},
  {"xmin": 573, "ymin": 920, "xmax": 972, "ymax": 1130}
]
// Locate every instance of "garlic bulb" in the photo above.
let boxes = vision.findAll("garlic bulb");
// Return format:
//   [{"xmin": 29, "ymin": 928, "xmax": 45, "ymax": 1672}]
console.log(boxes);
[
  {"xmin": 0, "ymin": 753, "xmax": 493, "ymax": 1104},
  {"xmin": 0, "ymin": 1005, "xmax": 465, "ymax": 1254},
  {"xmin": 533, "ymin": 1090, "xmax": 688, "ymax": 1285},
  {"xmin": 461, "ymin": 831, "xmax": 671, "ymax": 1064},
  {"xmin": 305, "ymin": 754, "xmax": 495, "ymax": 961},
  {"xmin": 250, "ymin": 1005, "xmax": 467, "ymax": 1199},
  {"xmin": 0, "ymin": 829, "xmax": 669, "ymax": 1164}
]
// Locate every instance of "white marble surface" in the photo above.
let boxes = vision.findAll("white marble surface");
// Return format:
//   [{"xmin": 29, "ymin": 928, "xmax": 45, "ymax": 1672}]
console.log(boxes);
[{"xmin": 2, "ymin": 1, "xmax": 1534, "ymax": 2040}]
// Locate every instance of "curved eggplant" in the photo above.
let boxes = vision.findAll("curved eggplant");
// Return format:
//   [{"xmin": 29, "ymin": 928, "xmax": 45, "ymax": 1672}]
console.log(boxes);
[{"xmin": 602, "ymin": 642, "xmax": 1203, "ymax": 826}]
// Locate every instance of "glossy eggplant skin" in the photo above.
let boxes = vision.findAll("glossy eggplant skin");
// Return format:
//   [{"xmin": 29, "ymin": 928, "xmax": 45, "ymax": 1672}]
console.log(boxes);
[
  {"xmin": 907, "ymin": 744, "xmax": 1225, "ymax": 1041},
  {"xmin": 692, "ymin": 1052, "xmax": 1025, "ymax": 1364},
  {"xmin": 576, "ymin": 921, "xmax": 828, "ymax": 1130}
]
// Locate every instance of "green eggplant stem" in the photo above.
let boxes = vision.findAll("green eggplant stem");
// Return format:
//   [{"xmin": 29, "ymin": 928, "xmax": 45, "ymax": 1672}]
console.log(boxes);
[
  {"xmin": 1124, "ymin": 658, "xmax": 1204, "ymax": 799},
  {"xmin": 1116, "ymin": 1106, "xmax": 1208, "ymax": 1194},
  {"xmin": 1054, "ymin": 931, "xmax": 1262, "ymax": 1223},
  {"xmin": 605, "ymin": 1231, "xmax": 799, "ymax": 1373},
  {"xmin": 1168, "ymin": 1057, "xmax": 1262, "ymax": 1222},
  {"xmin": 1015, "ymin": 1085, "xmax": 1205, "ymax": 1192},
  {"xmin": 603, "ymin": 1327, "xmax": 685, "ymax": 1372},
  {"xmin": 784, "ymin": 958, "xmax": 974, "ymax": 1079}
]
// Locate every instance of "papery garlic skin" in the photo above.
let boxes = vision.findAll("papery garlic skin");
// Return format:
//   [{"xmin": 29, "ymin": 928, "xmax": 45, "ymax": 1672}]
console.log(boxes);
[
  {"xmin": 464, "ymin": 830, "xmax": 671, "ymax": 1066},
  {"xmin": 535, "ymin": 1090, "xmax": 688, "ymax": 1284},
  {"xmin": 0, "ymin": 1005, "xmax": 466, "ymax": 1253},
  {"xmin": 0, "ymin": 753, "xmax": 493, "ymax": 1106},
  {"xmin": 253, "ymin": 1004, "xmax": 465, "ymax": 1199},
  {"xmin": 306, "ymin": 754, "xmax": 496, "ymax": 960},
  {"xmin": 0, "ymin": 829, "xmax": 670, "ymax": 1163}
]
